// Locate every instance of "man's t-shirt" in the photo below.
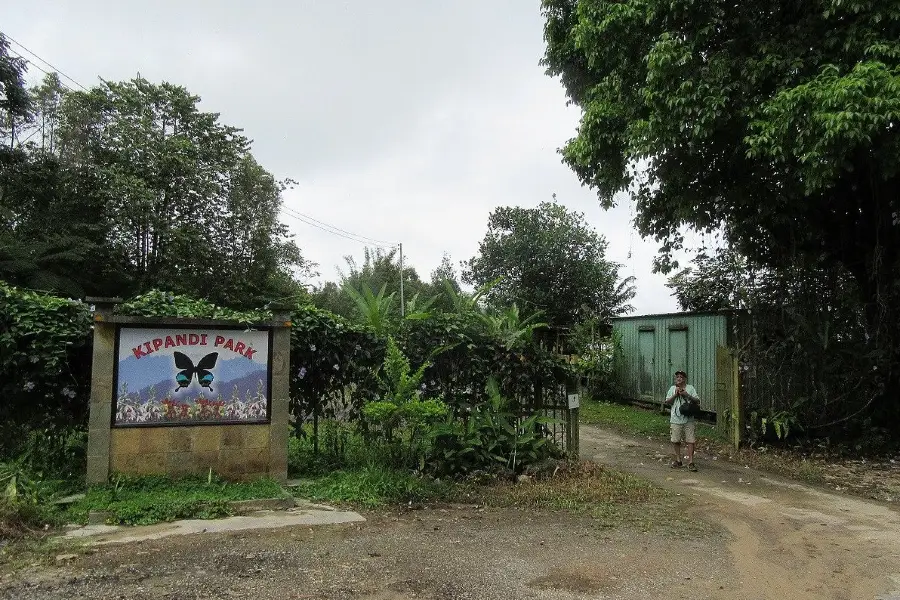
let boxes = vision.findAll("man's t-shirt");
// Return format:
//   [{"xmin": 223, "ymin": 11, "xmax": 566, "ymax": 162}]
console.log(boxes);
[{"xmin": 667, "ymin": 384, "xmax": 699, "ymax": 425}]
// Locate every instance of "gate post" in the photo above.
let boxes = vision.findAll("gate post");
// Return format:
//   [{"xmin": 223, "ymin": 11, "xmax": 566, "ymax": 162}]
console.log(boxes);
[
  {"xmin": 267, "ymin": 303, "xmax": 293, "ymax": 482},
  {"xmin": 730, "ymin": 347, "xmax": 741, "ymax": 449},
  {"xmin": 85, "ymin": 297, "xmax": 122, "ymax": 484},
  {"xmin": 566, "ymin": 384, "xmax": 580, "ymax": 461}
]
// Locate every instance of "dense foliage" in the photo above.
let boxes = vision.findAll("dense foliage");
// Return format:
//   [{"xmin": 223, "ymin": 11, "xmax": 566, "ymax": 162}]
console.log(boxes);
[
  {"xmin": 288, "ymin": 303, "xmax": 384, "ymax": 435},
  {"xmin": 542, "ymin": 0, "xmax": 900, "ymax": 429},
  {"xmin": 668, "ymin": 248, "xmax": 888, "ymax": 447},
  {"xmin": 0, "ymin": 283, "xmax": 91, "ymax": 456}
]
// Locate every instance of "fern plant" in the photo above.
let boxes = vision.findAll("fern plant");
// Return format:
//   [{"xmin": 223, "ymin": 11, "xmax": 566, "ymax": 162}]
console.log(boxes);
[{"xmin": 362, "ymin": 337, "xmax": 449, "ymax": 468}]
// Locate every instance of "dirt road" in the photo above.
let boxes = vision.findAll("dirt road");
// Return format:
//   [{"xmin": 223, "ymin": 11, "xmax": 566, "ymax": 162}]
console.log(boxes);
[
  {"xmin": 580, "ymin": 425, "xmax": 900, "ymax": 600},
  {"xmin": 1, "ymin": 424, "xmax": 898, "ymax": 599}
]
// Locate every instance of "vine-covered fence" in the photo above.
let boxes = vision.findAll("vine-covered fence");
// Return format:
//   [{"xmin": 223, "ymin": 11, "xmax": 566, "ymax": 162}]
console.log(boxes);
[{"xmin": 1, "ymin": 285, "xmax": 581, "ymax": 473}]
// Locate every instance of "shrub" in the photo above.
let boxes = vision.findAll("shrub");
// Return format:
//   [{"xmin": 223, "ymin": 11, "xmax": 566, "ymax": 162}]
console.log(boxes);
[
  {"xmin": 361, "ymin": 337, "xmax": 450, "ymax": 469},
  {"xmin": 0, "ymin": 283, "xmax": 92, "ymax": 457},
  {"xmin": 428, "ymin": 378, "xmax": 561, "ymax": 478},
  {"xmin": 289, "ymin": 304, "xmax": 384, "ymax": 433}
]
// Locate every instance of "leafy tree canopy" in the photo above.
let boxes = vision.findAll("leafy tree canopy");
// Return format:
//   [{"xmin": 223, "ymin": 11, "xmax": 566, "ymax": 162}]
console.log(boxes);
[
  {"xmin": 0, "ymin": 34, "xmax": 31, "ymax": 142},
  {"xmin": 312, "ymin": 247, "xmax": 429, "ymax": 320},
  {"xmin": 1, "ymin": 67, "xmax": 313, "ymax": 308},
  {"xmin": 541, "ymin": 0, "xmax": 900, "ymax": 319},
  {"xmin": 464, "ymin": 201, "xmax": 634, "ymax": 333}
]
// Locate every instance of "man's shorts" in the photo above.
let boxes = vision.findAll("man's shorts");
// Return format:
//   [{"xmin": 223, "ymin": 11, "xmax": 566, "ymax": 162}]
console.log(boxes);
[{"xmin": 670, "ymin": 421, "xmax": 696, "ymax": 444}]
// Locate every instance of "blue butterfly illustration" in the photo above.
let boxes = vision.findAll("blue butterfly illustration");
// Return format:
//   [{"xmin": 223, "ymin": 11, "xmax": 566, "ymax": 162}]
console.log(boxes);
[{"xmin": 173, "ymin": 351, "xmax": 218, "ymax": 392}]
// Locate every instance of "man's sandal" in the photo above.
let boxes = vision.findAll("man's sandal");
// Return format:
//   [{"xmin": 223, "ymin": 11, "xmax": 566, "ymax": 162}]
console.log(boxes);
[
  {"xmin": 670, "ymin": 461, "xmax": 683, "ymax": 468},
  {"xmin": 687, "ymin": 463, "xmax": 698, "ymax": 472}
]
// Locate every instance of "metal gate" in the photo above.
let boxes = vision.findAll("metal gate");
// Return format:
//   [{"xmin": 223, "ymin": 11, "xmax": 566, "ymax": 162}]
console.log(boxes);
[{"xmin": 715, "ymin": 345, "xmax": 740, "ymax": 447}]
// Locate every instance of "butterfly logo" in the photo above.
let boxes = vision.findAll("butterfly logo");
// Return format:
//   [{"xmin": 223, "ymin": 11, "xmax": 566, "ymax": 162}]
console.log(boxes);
[{"xmin": 173, "ymin": 351, "xmax": 218, "ymax": 392}]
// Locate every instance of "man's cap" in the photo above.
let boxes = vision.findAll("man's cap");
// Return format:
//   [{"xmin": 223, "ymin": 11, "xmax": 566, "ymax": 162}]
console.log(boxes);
[{"xmin": 674, "ymin": 370, "xmax": 687, "ymax": 377}]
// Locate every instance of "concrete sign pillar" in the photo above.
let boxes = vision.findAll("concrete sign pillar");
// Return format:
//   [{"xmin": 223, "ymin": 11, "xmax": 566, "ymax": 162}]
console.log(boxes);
[{"xmin": 85, "ymin": 298, "xmax": 292, "ymax": 484}]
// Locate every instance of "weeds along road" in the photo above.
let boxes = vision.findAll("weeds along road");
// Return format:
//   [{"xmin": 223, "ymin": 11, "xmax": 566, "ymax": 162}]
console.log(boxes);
[{"xmin": 579, "ymin": 424, "xmax": 900, "ymax": 600}]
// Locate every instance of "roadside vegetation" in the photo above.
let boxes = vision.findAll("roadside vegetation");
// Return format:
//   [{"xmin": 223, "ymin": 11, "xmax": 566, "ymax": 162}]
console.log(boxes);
[{"xmin": 580, "ymin": 398, "xmax": 900, "ymax": 503}]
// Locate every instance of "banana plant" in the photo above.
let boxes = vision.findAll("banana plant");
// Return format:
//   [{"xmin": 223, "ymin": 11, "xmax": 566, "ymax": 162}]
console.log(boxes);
[
  {"xmin": 478, "ymin": 304, "xmax": 548, "ymax": 350},
  {"xmin": 342, "ymin": 282, "xmax": 397, "ymax": 334},
  {"xmin": 443, "ymin": 276, "xmax": 503, "ymax": 314},
  {"xmin": 403, "ymin": 291, "xmax": 440, "ymax": 321}
]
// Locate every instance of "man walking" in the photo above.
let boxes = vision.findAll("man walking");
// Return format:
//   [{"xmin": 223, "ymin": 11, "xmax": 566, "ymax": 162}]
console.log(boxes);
[{"xmin": 664, "ymin": 370, "xmax": 700, "ymax": 472}]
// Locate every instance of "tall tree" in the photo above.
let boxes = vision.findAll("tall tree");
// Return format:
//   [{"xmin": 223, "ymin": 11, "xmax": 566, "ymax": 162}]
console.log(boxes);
[
  {"xmin": 423, "ymin": 252, "xmax": 461, "ymax": 313},
  {"xmin": 464, "ymin": 201, "xmax": 634, "ymax": 334},
  {"xmin": 56, "ymin": 77, "xmax": 252, "ymax": 293},
  {"xmin": 667, "ymin": 246, "xmax": 876, "ymax": 435},
  {"xmin": 312, "ymin": 247, "xmax": 425, "ymax": 318},
  {"xmin": 429, "ymin": 252, "xmax": 459, "ymax": 291},
  {"xmin": 213, "ymin": 156, "xmax": 314, "ymax": 308},
  {"xmin": 1, "ymin": 70, "xmax": 311, "ymax": 306},
  {"xmin": 541, "ymin": 0, "xmax": 900, "ymax": 412},
  {"xmin": 0, "ymin": 34, "xmax": 31, "ymax": 147},
  {"xmin": 27, "ymin": 73, "xmax": 65, "ymax": 154}
]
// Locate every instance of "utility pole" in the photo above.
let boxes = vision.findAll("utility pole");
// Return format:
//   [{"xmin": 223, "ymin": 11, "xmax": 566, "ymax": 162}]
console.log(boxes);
[{"xmin": 399, "ymin": 242, "xmax": 405, "ymax": 317}]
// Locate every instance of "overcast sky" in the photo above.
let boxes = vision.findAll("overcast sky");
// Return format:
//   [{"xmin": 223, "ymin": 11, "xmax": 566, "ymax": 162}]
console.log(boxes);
[{"xmin": 4, "ymin": 0, "xmax": 700, "ymax": 315}]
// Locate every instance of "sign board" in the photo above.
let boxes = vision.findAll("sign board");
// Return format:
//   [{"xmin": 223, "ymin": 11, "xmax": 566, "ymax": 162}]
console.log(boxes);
[
  {"xmin": 113, "ymin": 326, "xmax": 271, "ymax": 426},
  {"xmin": 567, "ymin": 393, "xmax": 580, "ymax": 409}
]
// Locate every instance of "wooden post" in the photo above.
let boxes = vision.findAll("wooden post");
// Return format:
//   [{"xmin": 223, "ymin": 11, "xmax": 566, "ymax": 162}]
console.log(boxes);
[
  {"xmin": 730, "ymin": 348, "xmax": 741, "ymax": 449},
  {"xmin": 567, "ymin": 388, "xmax": 580, "ymax": 461}
]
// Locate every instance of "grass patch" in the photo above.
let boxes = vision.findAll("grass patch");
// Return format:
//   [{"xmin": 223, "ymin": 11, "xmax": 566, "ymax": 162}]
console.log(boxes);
[
  {"xmin": 451, "ymin": 461, "xmax": 711, "ymax": 535},
  {"xmin": 67, "ymin": 474, "xmax": 287, "ymax": 526},
  {"xmin": 0, "ymin": 499, "xmax": 76, "ymax": 571},
  {"xmin": 580, "ymin": 400, "xmax": 721, "ymax": 442},
  {"xmin": 290, "ymin": 465, "xmax": 446, "ymax": 508},
  {"xmin": 580, "ymin": 400, "xmax": 672, "ymax": 438},
  {"xmin": 701, "ymin": 441, "xmax": 828, "ymax": 485},
  {"xmin": 0, "ymin": 498, "xmax": 62, "ymax": 540},
  {"xmin": 288, "ymin": 423, "xmax": 393, "ymax": 478}
]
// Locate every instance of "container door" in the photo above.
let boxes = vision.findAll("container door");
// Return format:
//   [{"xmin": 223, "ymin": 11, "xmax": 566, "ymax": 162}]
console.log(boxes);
[
  {"xmin": 668, "ymin": 328, "xmax": 688, "ymax": 377},
  {"xmin": 638, "ymin": 329, "xmax": 655, "ymax": 401}
]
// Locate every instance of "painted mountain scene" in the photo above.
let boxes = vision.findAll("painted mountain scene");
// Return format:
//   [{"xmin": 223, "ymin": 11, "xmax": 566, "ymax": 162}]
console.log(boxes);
[{"xmin": 114, "ymin": 327, "xmax": 270, "ymax": 425}]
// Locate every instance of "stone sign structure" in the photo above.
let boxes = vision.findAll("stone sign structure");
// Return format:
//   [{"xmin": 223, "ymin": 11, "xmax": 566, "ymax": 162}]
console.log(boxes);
[{"xmin": 86, "ymin": 298, "xmax": 291, "ymax": 483}]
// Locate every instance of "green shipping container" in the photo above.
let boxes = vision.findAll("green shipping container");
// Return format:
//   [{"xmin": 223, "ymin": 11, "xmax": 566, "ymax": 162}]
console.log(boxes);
[{"xmin": 612, "ymin": 311, "xmax": 740, "ymax": 440}]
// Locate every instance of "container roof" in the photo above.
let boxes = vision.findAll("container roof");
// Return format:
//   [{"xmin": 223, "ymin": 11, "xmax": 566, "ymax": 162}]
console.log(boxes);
[{"xmin": 612, "ymin": 309, "xmax": 737, "ymax": 321}]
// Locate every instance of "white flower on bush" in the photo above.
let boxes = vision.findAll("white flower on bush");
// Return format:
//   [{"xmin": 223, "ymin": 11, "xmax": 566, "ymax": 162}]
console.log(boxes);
[{"xmin": 23, "ymin": 381, "xmax": 35, "ymax": 391}]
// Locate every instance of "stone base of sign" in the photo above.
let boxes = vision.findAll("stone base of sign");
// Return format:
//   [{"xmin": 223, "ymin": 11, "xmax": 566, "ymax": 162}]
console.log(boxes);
[{"xmin": 109, "ymin": 424, "xmax": 277, "ymax": 480}]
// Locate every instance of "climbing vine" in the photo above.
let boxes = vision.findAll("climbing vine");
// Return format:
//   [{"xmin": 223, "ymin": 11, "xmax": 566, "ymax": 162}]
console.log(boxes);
[{"xmin": 0, "ymin": 283, "xmax": 92, "ymax": 455}]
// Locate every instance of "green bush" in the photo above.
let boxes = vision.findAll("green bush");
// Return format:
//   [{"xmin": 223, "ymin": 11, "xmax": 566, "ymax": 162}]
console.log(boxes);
[
  {"xmin": 288, "ymin": 304, "xmax": 384, "ymax": 435},
  {"xmin": 428, "ymin": 378, "xmax": 561, "ymax": 478},
  {"xmin": 360, "ymin": 337, "xmax": 450, "ymax": 469},
  {"xmin": 0, "ymin": 283, "xmax": 92, "ymax": 457},
  {"xmin": 116, "ymin": 289, "xmax": 269, "ymax": 322}
]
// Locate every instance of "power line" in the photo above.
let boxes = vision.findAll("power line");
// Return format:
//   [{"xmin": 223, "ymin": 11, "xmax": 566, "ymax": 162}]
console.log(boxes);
[
  {"xmin": 280, "ymin": 207, "xmax": 398, "ymax": 249},
  {"xmin": 6, "ymin": 47, "xmax": 77, "ymax": 94},
  {"xmin": 283, "ymin": 206, "xmax": 396, "ymax": 246},
  {"xmin": 1, "ymin": 31, "xmax": 88, "ymax": 91}
]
